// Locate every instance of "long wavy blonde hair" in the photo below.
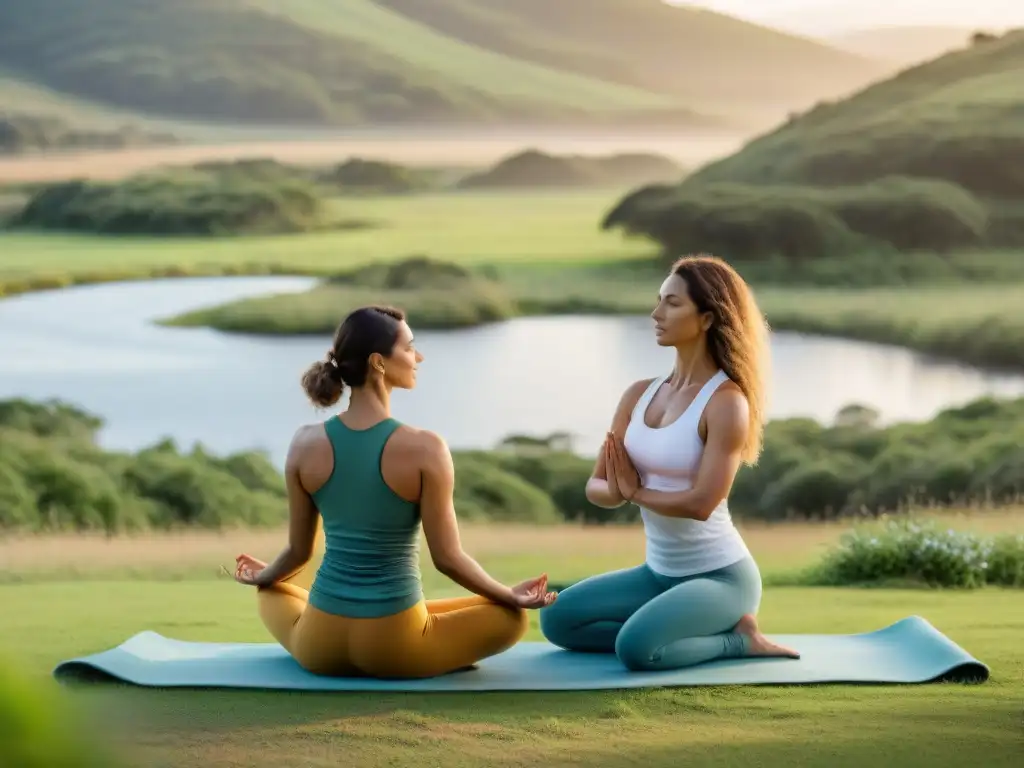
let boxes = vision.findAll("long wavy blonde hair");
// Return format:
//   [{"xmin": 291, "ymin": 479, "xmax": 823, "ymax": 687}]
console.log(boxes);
[{"xmin": 671, "ymin": 254, "xmax": 771, "ymax": 465}]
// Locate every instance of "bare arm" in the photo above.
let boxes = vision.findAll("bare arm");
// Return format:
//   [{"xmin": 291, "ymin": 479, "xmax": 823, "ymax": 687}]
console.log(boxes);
[
  {"xmin": 254, "ymin": 429, "xmax": 320, "ymax": 587},
  {"xmin": 586, "ymin": 379, "xmax": 652, "ymax": 509},
  {"xmin": 418, "ymin": 432, "xmax": 518, "ymax": 606},
  {"xmin": 630, "ymin": 388, "xmax": 748, "ymax": 522}
]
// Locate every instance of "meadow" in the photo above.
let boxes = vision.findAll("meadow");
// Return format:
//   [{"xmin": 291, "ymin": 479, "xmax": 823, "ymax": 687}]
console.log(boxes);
[
  {"xmin": 4, "ymin": 182, "xmax": 1024, "ymax": 369},
  {"xmin": 2, "ymin": 513, "xmax": 1022, "ymax": 768}
]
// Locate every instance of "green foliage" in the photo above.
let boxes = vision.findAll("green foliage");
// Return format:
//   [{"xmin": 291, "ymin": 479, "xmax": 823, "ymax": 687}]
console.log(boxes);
[
  {"xmin": 685, "ymin": 29, "xmax": 1024, "ymax": 194},
  {"xmin": 0, "ymin": 658, "xmax": 120, "ymax": 768},
  {"xmin": 457, "ymin": 149, "xmax": 682, "ymax": 190},
  {"xmin": 166, "ymin": 257, "xmax": 518, "ymax": 333},
  {"xmin": 0, "ymin": 400, "xmax": 286, "ymax": 534},
  {"xmin": 5, "ymin": 388, "xmax": 1024, "ymax": 534},
  {"xmin": 10, "ymin": 166, "xmax": 339, "ymax": 237},
  {"xmin": 319, "ymin": 159, "xmax": 436, "ymax": 195},
  {"xmin": 0, "ymin": 0, "xmax": 687, "ymax": 128},
  {"xmin": 754, "ymin": 284, "xmax": 1024, "ymax": 370},
  {"xmin": 731, "ymin": 397, "xmax": 1024, "ymax": 520},
  {"xmin": 805, "ymin": 518, "xmax": 1024, "ymax": 588},
  {"xmin": 602, "ymin": 177, "xmax": 997, "ymax": 261},
  {"xmin": 603, "ymin": 29, "xmax": 1024, "ymax": 260},
  {"xmin": 0, "ymin": 110, "xmax": 176, "ymax": 154}
]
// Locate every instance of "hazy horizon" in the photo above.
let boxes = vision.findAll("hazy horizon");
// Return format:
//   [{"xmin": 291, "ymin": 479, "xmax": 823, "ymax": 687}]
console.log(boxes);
[{"xmin": 677, "ymin": 0, "xmax": 1024, "ymax": 36}]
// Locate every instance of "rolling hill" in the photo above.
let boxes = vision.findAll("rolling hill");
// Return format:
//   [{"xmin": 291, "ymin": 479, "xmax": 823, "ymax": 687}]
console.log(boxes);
[
  {"xmin": 0, "ymin": 0, "xmax": 886, "ymax": 131},
  {"xmin": 601, "ymin": 29, "xmax": 1024, "ymax": 259},
  {"xmin": 680, "ymin": 28, "xmax": 1024, "ymax": 193},
  {"xmin": 826, "ymin": 26, "xmax": 985, "ymax": 68},
  {"xmin": 375, "ymin": 0, "xmax": 888, "ymax": 120}
]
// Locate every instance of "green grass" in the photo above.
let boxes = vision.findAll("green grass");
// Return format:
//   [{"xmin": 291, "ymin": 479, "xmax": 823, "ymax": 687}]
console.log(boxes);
[
  {"xmin": 374, "ymin": 0, "xmax": 885, "ymax": 116},
  {"xmin": 0, "ymin": 191, "xmax": 651, "ymax": 290},
  {"xmin": 0, "ymin": 0, "xmax": 692, "ymax": 129},
  {"xmin": 2, "ymin": 518, "xmax": 1021, "ymax": 767},
  {"xmin": 247, "ymin": 0, "xmax": 670, "ymax": 111},
  {"xmin": 683, "ymin": 28, "xmax": 1024, "ymax": 193},
  {"xmin": 755, "ymin": 284, "xmax": 1024, "ymax": 370}
]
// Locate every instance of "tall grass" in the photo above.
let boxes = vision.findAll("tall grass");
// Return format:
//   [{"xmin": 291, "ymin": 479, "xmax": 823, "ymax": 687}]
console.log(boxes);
[
  {"xmin": 756, "ymin": 284, "xmax": 1024, "ymax": 369},
  {"xmin": 4, "ymin": 509, "xmax": 1021, "ymax": 585}
]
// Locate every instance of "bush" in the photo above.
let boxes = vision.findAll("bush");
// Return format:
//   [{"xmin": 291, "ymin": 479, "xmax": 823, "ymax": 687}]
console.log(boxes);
[
  {"xmin": 807, "ymin": 518, "xmax": 1024, "ymax": 588},
  {"xmin": 10, "ymin": 167, "xmax": 335, "ymax": 237},
  {"xmin": 457, "ymin": 149, "xmax": 682, "ymax": 189},
  {"xmin": 318, "ymin": 158, "xmax": 434, "ymax": 194},
  {"xmin": 0, "ymin": 401, "xmax": 289, "ymax": 534},
  {"xmin": 730, "ymin": 396, "xmax": 1024, "ymax": 521},
  {"xmin": 601, "ymin": 177, "xmax": 994, "ymax": 261},
  {"xmin": 4, "ymin": 393, "xmax": 1023, "ymax": 533},
  {"xmin": 166, "ymin": 257, "xmax": 518, "ymax": 333},
  {"xmin": 452, "ymin": 455, "xmax": 562, "ymax": 524}
]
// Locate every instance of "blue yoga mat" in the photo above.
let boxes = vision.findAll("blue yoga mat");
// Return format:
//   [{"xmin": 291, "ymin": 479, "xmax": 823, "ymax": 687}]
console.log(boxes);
[{"xmin": 52, "ymin": 616, "xmax": 988, "ymax": 691}]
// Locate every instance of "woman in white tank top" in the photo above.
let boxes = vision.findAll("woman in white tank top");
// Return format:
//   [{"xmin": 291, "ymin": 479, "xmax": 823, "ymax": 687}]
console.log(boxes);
[{"xmin": 539, "ymin": 255, "xmax": 800, "ymax": 671}]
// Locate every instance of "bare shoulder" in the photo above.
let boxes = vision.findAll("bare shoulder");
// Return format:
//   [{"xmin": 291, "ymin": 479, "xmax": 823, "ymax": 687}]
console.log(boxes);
[
  {"xmin": 705, "ymin": 382, "xmax": 749, "ymax": 434},
  {"xmin": 620, "ymin": 377, "xmax": 657, "ymax": 406},
  {"xmin": 610, "ymin": 377, "xmax": 657, "ymax": 434},
  {"xmin": 282, "ymin": 422, "xmax": 332, "ymax": 478},
  {"xmin": 286, "ymin": 422, "xmax": 328, "ymax": 456},
  {"xmin": 390, "ymin": 424, "xmax": 451, "ymax": 469}
]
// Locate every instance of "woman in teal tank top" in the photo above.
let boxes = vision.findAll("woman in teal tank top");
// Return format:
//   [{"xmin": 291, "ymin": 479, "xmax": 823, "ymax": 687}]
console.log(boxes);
[{"xmin": 231, "ymin": 305, "xmax": 557, "ymax": 679}]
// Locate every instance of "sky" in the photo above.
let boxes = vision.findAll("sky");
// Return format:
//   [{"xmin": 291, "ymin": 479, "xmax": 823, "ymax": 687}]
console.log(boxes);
[{"xmin": 673, "ymin": 1, "xmax": 1024, "ymax": 36}]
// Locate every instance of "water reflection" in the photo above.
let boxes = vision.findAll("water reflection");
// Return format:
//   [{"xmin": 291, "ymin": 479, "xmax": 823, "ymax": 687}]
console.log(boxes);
[{"xmin": 2, "ymin": 277, "xmax": 1023, "ymax": 466}]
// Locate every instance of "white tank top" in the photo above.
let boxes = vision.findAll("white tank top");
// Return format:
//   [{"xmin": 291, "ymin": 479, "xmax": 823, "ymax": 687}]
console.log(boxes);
[{"xmin": 622, "ymin": 370, "xmax": 751, "ymax": 577}]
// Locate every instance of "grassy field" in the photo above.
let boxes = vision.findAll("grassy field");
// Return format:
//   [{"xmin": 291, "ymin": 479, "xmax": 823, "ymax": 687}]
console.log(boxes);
[
  {"xmin": 246, "ymin": 0, "xmax": 670, "ymax": 111},
  {"xmin": 2, "ymin": 512, "xmax": 1022, "ymax": 767},
  {"xmin": 4, "ymin": 186, "xmax": 1024, "ymax": 367},
  {"xmin": 755, "ymin": 284, "xmax": 1024, "ymax": 370},
  {"xmin": 0, "ymin": 191, "xmax": 651, "ymax": 287}
]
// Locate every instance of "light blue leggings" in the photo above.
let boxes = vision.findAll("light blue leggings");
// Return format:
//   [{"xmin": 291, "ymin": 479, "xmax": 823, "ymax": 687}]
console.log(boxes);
[{"xmin": 539, "ymin": 556, "xmax": 762, "ymax": 671}]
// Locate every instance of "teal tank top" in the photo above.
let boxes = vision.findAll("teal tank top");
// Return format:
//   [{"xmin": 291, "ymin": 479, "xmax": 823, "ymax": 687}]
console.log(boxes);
[{"xmin": 308, "ymin": 416, "xmax": 423, "ymax": 619}]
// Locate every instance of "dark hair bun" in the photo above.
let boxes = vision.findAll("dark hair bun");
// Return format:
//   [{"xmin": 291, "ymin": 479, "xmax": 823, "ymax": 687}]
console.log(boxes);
[{"xmin": 301, "ymin": 360, "xmax": 345, "ymax": 408}]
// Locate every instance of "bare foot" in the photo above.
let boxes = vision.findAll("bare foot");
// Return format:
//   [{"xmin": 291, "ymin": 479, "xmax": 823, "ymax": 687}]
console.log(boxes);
[{"xmin": 734, "ymin": 614, "xmax": 801, "ymax": 659}]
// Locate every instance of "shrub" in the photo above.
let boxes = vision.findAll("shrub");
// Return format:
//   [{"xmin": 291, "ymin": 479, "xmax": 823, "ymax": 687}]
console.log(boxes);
[
  {"xmin": 822, "ymin": 176, "xmax": 989, "ymax": 252},
  {"xmin": 452, "ymin": 455, "xmax": 562, "ymax": 524},
  {"xmin": 602, "ymin": 178, "xmax": 996, "ymax": 261},
  {"xmin": 318, "ymin": 158, "xmax": 434, "ymax": 194},
  {"xmin": 458, "ymin": 149, "xmax": 681, "ymax": 189},
  {"xmin": 167, "ymin": 257, "xmax": 518, "ymax": 333},
  {"xmin": 808, "ymin": 518, "xmax": 1024, "ymax": 588},
  {"xmin": 10, "ymin": 168, "xmax": 335, "ymax": 237}
]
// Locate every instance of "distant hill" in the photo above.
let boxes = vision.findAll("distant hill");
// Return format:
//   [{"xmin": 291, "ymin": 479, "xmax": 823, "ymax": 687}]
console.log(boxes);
[
  {"xmin": 457, "ymin": 149, "xmax": 683, "ymax": 189},
  {"xmin": 0, "ymin": 0, "xmax": 885, "ymax": 131},
  {"xmin": 680, "ymin": 28, "xmax": 1024, "ymax": 194},
  {"xmin": 601, "ymin": 30, "xmax": 1024, "ymax": 261},
  {"xmin": 377, "ymin": 0, "xmax": 887, "ymax": 122},
  {"xmin": 0, "ymin": 112, "xmax": 178, "ymax": 155},
  {"xmin": 826, "ymin": 26, "xmax": 982, "ymax": 68}
]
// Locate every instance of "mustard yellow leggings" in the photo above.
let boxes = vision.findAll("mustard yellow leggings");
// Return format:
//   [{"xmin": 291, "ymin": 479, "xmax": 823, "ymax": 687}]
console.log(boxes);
[{"xmin": 255, "ymin": 523, "xmax": 529, "ymax": 679}]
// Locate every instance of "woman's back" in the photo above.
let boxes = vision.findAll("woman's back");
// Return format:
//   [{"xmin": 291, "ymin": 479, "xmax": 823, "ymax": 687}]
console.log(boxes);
[{"xmin": 305, "ymin": 415, "xmax": 424, "ymax": 619}]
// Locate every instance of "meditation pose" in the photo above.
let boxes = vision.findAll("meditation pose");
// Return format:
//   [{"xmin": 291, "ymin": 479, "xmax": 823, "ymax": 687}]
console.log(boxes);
[
  {"xmin": 540, "ymin": 255, "xmax": 800, "ymax": 671},
  {"xmin": 233, "ymin": 306, "xmax": 556, "ymax": 679}
]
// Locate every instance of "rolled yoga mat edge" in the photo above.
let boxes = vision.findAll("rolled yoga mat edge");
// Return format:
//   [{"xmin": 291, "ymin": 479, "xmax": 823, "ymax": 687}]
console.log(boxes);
[{"xmin": 52, "ymin": 615, "xmax": 990, "ymax": 692}]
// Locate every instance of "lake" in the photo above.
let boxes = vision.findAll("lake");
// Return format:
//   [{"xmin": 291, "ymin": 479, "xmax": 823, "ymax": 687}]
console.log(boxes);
[{"xmin": 3, "ymin": 276, "xmax": 1024, "ymax": 467}]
